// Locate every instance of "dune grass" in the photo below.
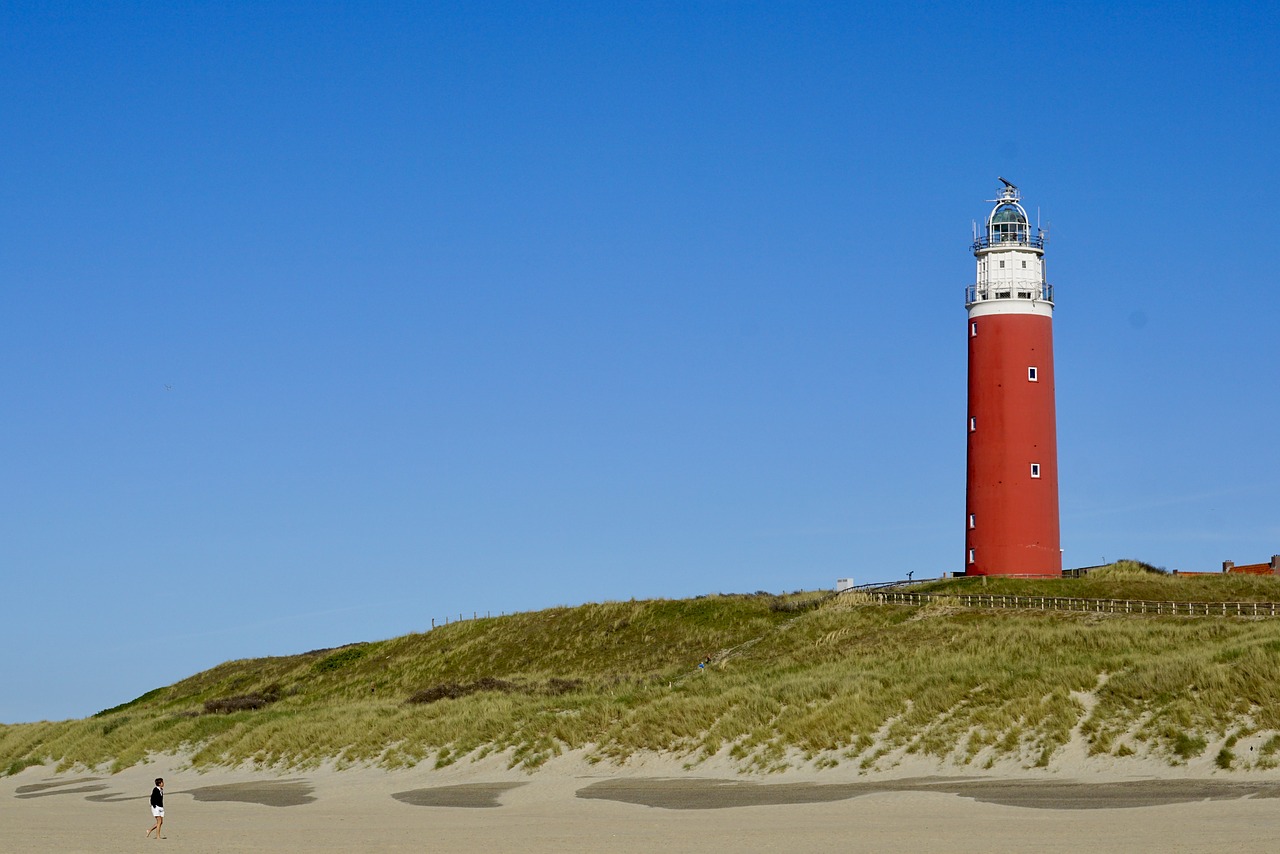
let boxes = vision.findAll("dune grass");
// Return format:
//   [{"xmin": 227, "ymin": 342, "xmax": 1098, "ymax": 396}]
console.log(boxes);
[{"xmin": 6, "ymin": 571, "xmax": 1280, "ymax": 776}]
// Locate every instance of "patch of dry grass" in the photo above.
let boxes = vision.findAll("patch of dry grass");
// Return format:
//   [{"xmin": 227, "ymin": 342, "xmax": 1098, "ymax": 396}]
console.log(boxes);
[{"xmin": 7, "ymin": 581, "xmax": 1280, "ymax": 775}]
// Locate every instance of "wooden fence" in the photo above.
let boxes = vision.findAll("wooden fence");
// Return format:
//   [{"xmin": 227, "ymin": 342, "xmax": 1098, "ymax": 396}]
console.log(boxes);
[{"xmin": 866, "ymin": 590, "xmax": 1280, "ymax": 618}]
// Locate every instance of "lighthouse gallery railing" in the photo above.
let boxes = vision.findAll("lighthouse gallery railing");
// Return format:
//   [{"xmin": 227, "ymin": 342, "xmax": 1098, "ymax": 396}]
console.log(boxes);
[
  {"xmin": 965, "ymin": 282, "xmax": 1054, "ymax": 305},
  {"xmin": 972, "ymin": 233, "xmax": 1045, "ymax": 251}
]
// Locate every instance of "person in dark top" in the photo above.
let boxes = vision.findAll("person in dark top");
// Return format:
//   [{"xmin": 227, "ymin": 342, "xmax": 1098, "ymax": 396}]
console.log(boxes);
[{"xmin": 146, "ymin": 777, "xmax": 165, "ymax": 839}]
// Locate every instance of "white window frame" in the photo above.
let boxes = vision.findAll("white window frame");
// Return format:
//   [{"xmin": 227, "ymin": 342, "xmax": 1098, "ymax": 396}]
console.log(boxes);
[
  {"xmin": 1031, "ymin": 463, "xmax": 1041, "ymax": 478},
  {"xmin": 968, "ymin": 514, "xmax": 975, "ymax": 529},
  {"xmin": 968, "ymin": 549, "xmax": 975, "ymax": 564},
  {"xmin": 969, "ymin": 416, "xmax": 976, "ymax": 432},
  {"xmin": 1028, "ymin": 366, "xmax": 1038, "ymax": 381}
]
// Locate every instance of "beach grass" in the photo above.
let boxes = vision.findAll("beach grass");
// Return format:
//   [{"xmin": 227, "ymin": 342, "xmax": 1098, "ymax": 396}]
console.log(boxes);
[{"xmin": 6, "ymin": 569, "xmax": 1280, "ymax": 775}]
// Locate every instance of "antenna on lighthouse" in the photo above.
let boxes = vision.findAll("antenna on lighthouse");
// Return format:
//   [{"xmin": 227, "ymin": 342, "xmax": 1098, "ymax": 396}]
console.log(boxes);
[{"xmin": 998, "ymin": 176, "xmax": 1017, "ymax": 190}]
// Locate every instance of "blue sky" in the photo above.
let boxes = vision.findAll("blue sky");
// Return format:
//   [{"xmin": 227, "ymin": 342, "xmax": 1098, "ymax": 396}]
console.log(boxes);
[{"xmin": 3, "ymin": 1, "xmax": 1278, "ymax": 723}]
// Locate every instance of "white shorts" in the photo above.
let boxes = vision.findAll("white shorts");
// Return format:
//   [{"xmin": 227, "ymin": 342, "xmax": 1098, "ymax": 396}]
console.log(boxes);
[{"xmin": 151, "ymin": 806, "xmax": 164, "ymax": 817}]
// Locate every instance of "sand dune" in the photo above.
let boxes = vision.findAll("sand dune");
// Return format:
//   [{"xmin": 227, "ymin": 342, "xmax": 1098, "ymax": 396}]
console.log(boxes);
[{"xmin": 6, "ymin": 752, "xmax": 1280, "ymax": 853}]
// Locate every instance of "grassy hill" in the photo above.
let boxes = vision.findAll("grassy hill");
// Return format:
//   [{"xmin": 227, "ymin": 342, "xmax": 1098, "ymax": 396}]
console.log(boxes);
[{"xmin": 8, "ymin": 564, "xmax": 1280, "ymax": 777}]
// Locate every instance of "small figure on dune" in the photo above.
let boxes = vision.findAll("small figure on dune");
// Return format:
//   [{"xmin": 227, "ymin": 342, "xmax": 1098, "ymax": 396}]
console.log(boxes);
[
  {"xmin": 698, "ymin": 654, "xmax": 713, "ymax": 672},
  {"xmin": 146, "ymin": 777, "xmax": 164, "ymax": 839}
]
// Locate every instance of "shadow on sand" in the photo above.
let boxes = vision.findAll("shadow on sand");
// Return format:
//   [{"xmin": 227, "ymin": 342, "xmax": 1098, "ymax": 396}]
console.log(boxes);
[
  {"xmin": 183, "ymin": 779, "xmax": 316, "ymax": 807},
  {"xmin": 576, "ymin": 777, "xmax": 1280, "ymax": 811},
  {"xmin": 392, "ymin": 782, "xmax": 527, "ymax": 808},
  {"xmin": 14, "ymin": 778, "xmax": 109, "ymax": 799}
]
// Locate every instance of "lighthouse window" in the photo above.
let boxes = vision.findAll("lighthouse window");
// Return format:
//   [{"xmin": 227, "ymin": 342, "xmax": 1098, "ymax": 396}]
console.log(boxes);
[
  {"xmin": 969, "ymin": 417, "xmax": 976, "ymax": 432},
  {"xmin": 1028, "ymin": 366, "xmax": 1038, "ymax": 381},
  {"xmin": 970, "ymin": 322, "xmax": 977, "ymax": 337},
  {"xmin": 1021, "ymin": 261, "xmax": 1027, "ymax": 268},
  {"xmin": 968, "ymin": 514, "xmax": 976, "ymax": 529},
  {"xmin": 1031, "ymin": 463, "xmax": 1041, "ymax": 478},
  {"xmin": 999, "ymin": 260, "xmax": 1005, "ymax": 268},
  {"xmin": 968, "ymin": 549, "xmax": 976, "ymax": 564}
]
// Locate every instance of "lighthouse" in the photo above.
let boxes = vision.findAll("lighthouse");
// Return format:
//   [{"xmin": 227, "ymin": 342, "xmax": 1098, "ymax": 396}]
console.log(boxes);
[{"xmin": 963, "ymin": 179, "xmax": 1061, "ymax": 577}]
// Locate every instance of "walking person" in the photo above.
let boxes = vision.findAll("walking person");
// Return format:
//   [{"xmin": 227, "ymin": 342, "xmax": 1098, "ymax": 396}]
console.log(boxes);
[{"xmin": 146, "ymin": 778, "xmax": 165, "ymax": 839}]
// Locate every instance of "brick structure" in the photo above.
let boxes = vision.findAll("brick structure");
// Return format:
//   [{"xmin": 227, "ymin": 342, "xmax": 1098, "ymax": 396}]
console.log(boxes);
[{"xmin": 963, "ymin": 179, "xmax": 1061, "ymax": 577}]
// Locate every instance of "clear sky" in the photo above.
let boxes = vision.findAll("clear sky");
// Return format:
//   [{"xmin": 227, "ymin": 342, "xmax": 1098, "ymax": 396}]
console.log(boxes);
[{"xmin": 3, "ymin": 1, "xmax": 1278, "ymax": 723}]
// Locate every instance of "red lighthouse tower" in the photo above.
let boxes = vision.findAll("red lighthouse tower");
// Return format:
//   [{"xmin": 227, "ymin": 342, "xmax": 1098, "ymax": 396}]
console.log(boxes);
[{"xmin": 964, "ymin": 178, "xmax": 1061, "ymax": 577}]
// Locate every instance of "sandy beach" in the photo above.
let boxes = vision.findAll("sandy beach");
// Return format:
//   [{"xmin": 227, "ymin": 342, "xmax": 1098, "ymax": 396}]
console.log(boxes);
[{"xmin": 6, "ymin": 752, "xmax": 1280, "ymax": 853}]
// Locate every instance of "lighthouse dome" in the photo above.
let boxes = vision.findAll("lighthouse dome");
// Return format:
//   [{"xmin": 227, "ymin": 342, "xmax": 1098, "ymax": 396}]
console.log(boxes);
[
  {"xmin": 990, "ymin": 204, "xmax": 1026, "ymax": 225},
  {"xmin": 988, "ymin": 202, "xmax": 1029, "ymax": 243}
]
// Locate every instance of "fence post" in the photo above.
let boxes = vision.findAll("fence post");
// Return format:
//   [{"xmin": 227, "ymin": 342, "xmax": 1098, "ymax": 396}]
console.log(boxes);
[{"xmin": 858, "ymin": 588, "xmax": 1280, "ymax": 620}]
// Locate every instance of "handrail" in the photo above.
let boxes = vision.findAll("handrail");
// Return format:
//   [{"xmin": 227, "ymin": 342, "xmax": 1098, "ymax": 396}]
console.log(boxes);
[
  {"xmin": 863, "ymin": 590, "xmax": 1280, "ymax": 618},
  {"xmin": 849, "ymin": 577, "xmax": 941, "ymax": 592},
  {"xmin": 973, "ymin": 234, "xmax": 1045, "ymax": 251},
  {"xmin": 965, "ymin": 282, "xmax": 1053, "ymax": 305}
]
